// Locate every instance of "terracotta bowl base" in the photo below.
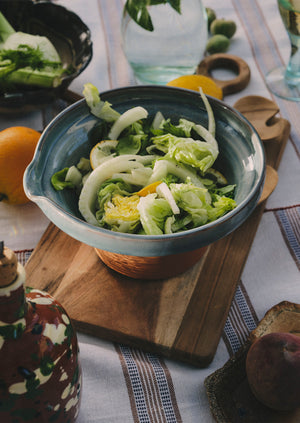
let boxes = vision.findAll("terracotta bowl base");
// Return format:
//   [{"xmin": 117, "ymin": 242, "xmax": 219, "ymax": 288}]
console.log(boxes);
[{"xmin": 94, "ymin": 247, "xmax": 207, "ymax": 280}]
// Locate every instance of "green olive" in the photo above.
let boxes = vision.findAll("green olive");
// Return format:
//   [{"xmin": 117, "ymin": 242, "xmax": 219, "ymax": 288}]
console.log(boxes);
[
  {"xmin": 205, "ymin": 7, "xmax": 216, "ymax": 30},
  {"xmin": 206, "ymin": 34, "xmax": 230, "ymax": 54},
  {"xmin": 210, "ymin": 19, "xmax": 237, "ymax": 39}
]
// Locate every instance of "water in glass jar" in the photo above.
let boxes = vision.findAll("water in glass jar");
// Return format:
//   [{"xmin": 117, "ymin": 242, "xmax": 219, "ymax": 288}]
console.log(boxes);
[{"xmin": 121, "ymin": 0, "xmax": 208, "ymax": 85}]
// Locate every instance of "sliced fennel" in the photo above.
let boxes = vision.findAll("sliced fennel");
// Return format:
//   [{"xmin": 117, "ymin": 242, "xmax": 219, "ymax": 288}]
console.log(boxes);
[
  {"xmin": 149, "ymin": 159, "xmax": 206, "ymax": 188},
  {"xmin": 152, "ymin": 111, "xmax": 165, "ymax": 130},
  {"xmin": 112, "ymin": 166, "xmax": 153, "ymax": 186},
  {"xmin": 156, "ymin": 182, "xmax": 180, "ymax": 215},
  {"xmin": 108, "ymin": 106, "xmax": 148, "ymax": 140},
  {"xmin": 0, "ymin": 11, "xmax": 65, "ymax": 89},
  {"xmin": 65, "ymin": 166, "xmax": 82, "ymax": 189},
  {"xmin": 199, "ymin": 87, "xmax": 216, "ymax": 137}
]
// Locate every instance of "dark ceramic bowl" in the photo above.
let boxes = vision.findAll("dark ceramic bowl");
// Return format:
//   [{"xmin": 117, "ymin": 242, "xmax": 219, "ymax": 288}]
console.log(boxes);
[
  {"xmin": 0, "ymin": 0, "xmax": 92, "ymax": 113},
  {"xmin": 24, "ymin": 86, "xmax": 265, "ymax": 278}
]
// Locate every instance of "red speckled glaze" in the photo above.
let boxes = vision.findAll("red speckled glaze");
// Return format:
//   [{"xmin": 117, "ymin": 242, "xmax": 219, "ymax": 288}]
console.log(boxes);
[{"xmin": 0, "ymin": 265, "xmax": 82, "ymax": 422}]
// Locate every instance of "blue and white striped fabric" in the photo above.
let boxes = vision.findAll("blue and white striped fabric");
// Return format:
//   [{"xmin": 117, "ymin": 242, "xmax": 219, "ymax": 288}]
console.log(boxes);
[{"xmin": 1, "ymin": 0, "xmax": 299, "ymax": 421}]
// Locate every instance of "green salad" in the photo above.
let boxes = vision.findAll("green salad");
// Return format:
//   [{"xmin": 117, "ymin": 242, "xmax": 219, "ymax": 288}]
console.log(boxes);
[{"xmin": 51, "ymin": 83, "xmax": 237, "ymax": 235}]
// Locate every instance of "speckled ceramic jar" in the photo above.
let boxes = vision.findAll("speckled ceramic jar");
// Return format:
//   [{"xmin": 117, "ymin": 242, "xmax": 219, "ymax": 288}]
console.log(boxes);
[{"xmin": 0, "ymin": 250, "xmax": 82, "ymax": 422}]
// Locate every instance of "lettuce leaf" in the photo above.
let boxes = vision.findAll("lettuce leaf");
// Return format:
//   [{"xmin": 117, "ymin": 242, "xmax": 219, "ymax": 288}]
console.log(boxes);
[
  {"xmin": 51, "ymin": 168, "xmax": 74, "ymax": 191},
  {"xmin": 170, "ymin": 181, "xmax": 236, "ymax": 229},
  {"xmin": 152, "ymin": 133, "xmax": 218, "ymax": 173},
  {"xmin": 137, "ymin": 193, "xmax": 173, "ymax": 235},
  {"xmin": 83, "ymin": 83, "xmax": 120, "ymax": 122},
  {"xmin": 95, "ymin": 179, "xmax": 140, "ymax": 232},
  {"xmin": 170, "ymin": 182, "xmax": 211, "ymax": 227},
  {"xmin": 207, "ymin": 195, "xmax": 237, "ymax": 221},
  {"xmin": 96, "ymin": 179, "xmax": 133, "ymax": 215}
]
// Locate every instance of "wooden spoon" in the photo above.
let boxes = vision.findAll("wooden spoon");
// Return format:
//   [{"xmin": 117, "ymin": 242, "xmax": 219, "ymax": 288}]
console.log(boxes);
[
  {"xmin": 258, "ymin": 165, "xmax": 278, "ymax": 205},
  {"xmin": 233, "ymin": 96, "xmax": 289, "ymax": 204},
  {"xmin": 234, "ymin": 96, "xmax": 286, "ymax": 143}
]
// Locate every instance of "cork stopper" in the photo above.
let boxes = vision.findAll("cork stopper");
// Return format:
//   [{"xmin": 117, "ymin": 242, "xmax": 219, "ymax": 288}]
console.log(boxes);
[{"xmin": 0, "ymin": 241, "xmax": 18, "ymax": 287}]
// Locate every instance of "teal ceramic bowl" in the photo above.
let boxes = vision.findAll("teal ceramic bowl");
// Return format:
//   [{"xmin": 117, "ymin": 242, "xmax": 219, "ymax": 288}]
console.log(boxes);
[{"xmin": 24, "ymin": 86, "xmax": 265, "ymax": 276}]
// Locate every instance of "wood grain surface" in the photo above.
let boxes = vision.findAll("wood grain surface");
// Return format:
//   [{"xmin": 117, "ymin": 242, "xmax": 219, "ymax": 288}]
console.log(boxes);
[
  {"xmin": 197, "ymin": 53, "xmax": 251, "ymax": 95},
  {"xmin": 24, "ymin": 96, "xmax": 290, "ymax": 367}
]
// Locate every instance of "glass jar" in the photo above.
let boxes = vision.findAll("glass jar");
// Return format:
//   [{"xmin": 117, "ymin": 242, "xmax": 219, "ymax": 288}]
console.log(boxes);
[{"xmin": 121, "ymin": 0, "xmax": 208, "ymax": 85}]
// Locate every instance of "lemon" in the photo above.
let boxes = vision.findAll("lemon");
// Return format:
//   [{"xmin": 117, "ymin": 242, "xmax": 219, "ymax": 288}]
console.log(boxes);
[
  {"xmin": 90, "ymin": 140, "xmax": 118, "ymax": 169},
  {"xmin": 137, "ymin": 181, "xmax": 162, "ymax": 196},
  {"xmin": 166, "ymin": 74, "xmax": 223, "ymax": 100}
]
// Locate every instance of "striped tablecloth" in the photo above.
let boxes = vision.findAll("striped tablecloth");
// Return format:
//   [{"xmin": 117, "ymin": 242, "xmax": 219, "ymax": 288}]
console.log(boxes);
[{"xmin": 1, "ymin": 1, "xmax": 299, "ymax": 422}]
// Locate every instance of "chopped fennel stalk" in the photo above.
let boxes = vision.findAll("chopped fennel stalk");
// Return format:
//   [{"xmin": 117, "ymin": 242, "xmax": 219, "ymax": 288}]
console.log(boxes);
[
  {"xmin": 0, "ymin": 12, "xmax": 15, "ymax": 43},
  {"xmin": 6, "ymin": 66, "xmax": 64, "ymax": 88},
  {"xmin": 65, "ymin": 166, "xmax": 82, "ymax": 189},
  {"xmin": 199, "ymin": 87, "xmax": 216, "ymax": 137},
  {"xmin": 193, "ymin": 124, "xmax": 219, "ymax": 155},
  {"xmin": 149, "ymin": 159, "xmax": 206, "ymax": 188},
  {"xmin": 152, "ymin": 111, "xmax": 165, "ymax": 130},
  {"xmin": 156, "ymin": 182, "xmax": 180, "ymax": 215},
  {"xmin": 108, "ymin": 106, "xmax": 148, "ymax": 140}
]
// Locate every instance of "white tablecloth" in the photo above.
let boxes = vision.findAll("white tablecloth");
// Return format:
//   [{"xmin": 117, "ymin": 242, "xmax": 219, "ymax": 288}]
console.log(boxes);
[{"xmin": 1, "ymin": 1, "xmax": 299, "ymax": 422}]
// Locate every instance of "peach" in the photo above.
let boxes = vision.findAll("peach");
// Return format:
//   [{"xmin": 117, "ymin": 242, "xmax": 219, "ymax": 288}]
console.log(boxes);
[{"xmin": 246, "ymin": 332, "xmax": 300, "ymax": 410}]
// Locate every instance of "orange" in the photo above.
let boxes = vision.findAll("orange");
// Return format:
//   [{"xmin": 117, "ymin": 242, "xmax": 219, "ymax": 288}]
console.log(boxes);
[
  {"xmin": 0, "ymin": 126, "xmax": 40, "ymax": 205},
  {"xmin": 166, "ymin": 74, "xmax": 223, "ymax": 100}
]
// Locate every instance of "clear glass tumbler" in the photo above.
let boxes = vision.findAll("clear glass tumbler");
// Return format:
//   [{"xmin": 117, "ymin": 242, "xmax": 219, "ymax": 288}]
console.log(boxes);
[
  {"xmin": 121, "ymin": 0, "xmax": 208, "ymax": 85},
  {"xmin": 265, "ymin": 0, "xmax": 300, "ymax": 101}
]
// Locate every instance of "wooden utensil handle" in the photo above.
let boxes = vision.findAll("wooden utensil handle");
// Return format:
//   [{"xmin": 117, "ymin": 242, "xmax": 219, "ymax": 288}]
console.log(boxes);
[{"xmin": 197, "ymin": 53, "xmax": 251, "ymax": 95}]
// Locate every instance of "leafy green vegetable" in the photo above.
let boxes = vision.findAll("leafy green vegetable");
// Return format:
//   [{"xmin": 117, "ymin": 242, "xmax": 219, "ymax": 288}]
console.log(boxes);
[
  {"xmin": 169, "ymin": 182, "xmax": 236, "ymax": 231},
  {"xmin": 207, "ymin": 195, "xmax": 237, "ymax": 221},
  {"xmin": 212, "ymin": 184, "xmax": 236, "ymax": 199},
  {"xmin": 96, "ymin": 179, "xmax": 134, "ymax": 214},
  {"xmin": 51, "ymin": 168, "xmax": 75, "ymax": 191},
  {"xmin": 96, "ymin": 179, "xmax": 140, "ymax": 232},
  {"xmin": 124, "ymin": 0, "xmax": 181, "ymax": 31},
  {"xmin": 116, "ymin": 135, "xmax": 142, "ymax": 155},
  {"xmin": 152, "ymin": 133, "xmax": 218, "ymax": 174},
  {"xmin": 170, "ymin": 182, "xmax": 211, "ymax": 227},
  {"xmin": 82, "ymin": 83, "xmax": 120, "ymax": 122},
  {"xmin": 1, "ymin": 45, "xmax": 47, "ymax": 69},
  {"xmin": 137, "ymin": 194, "xmax": 173, "ymax": 235}
]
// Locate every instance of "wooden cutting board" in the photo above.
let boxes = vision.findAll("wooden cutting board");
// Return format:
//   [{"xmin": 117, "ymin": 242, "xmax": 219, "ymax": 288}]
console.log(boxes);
[{"xmin": 24, "ymin": 96, "xmax": 290, "ymax": 367}]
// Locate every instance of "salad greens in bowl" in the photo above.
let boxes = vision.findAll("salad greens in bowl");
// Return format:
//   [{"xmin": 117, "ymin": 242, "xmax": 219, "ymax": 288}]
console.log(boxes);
[{"xmin": 24, "ymin": 85, "xmax": 265, "ymax": 277}]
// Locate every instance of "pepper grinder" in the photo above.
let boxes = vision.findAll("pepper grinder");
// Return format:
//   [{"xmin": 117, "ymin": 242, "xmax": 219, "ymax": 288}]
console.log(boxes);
[{"xmin": 0, "ymin": 241, "xmax": 82, "ymax": 422}]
